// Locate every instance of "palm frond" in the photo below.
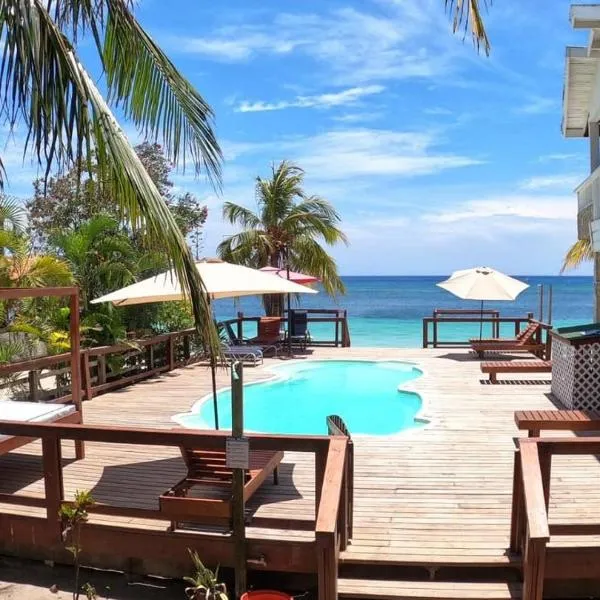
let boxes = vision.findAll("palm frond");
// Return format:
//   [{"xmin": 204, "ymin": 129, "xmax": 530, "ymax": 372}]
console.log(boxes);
[
  {"xmin": 290, "ymin": 236, "xmax": 345, "ymax": 296},
  {"xmin": 222, "ymin": 202, "xmax": 261, "ymax": 229},
  {"xmin": 561, "ymin": 238, "xmax": 593, "ymax": 273},
  {"xmin": 257, "ymin": 161, "xmax": 305, "ymax": 225},
  {"xmin": 0, "ymin": 0, "xmax": 221, "ymax": 355},
  {"xmin": 102, "ymin": 0, "xmax": 222, "ymax": 185},
  {"xmin": 0, "ymin": 195, "xmax": 26, "ymax": 233},
  {"xmin": 283, "ymin": 196, "xmax": 349, "ymax": 246},
  {"xmin": 217, "ymin": 230, "xmax": 272, "ymax": 266},
  {"xmin": 445, "ymin": 0, "xmax": 491, "ymax": 55}
]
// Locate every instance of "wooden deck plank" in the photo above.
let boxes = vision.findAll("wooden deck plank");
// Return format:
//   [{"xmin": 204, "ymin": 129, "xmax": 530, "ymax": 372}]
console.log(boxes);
[{"xmin": 1, "ymin": 347, "xmax": 599, "ymax": 568}]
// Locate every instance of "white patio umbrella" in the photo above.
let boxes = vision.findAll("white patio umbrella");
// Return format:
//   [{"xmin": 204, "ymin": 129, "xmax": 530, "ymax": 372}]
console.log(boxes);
[
  {"xmin": 436, "ymin": 267, "xmax": 529, "ymax": 338},
  {"xmin": 92, "ymin": 258, "xmax": 318, "ymax": 428}
]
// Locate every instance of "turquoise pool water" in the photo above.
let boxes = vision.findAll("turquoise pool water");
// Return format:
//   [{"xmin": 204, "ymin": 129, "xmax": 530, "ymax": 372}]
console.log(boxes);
[{"xmin": 178, "ymin": 360, "xmax": 424, "ymax": 436}]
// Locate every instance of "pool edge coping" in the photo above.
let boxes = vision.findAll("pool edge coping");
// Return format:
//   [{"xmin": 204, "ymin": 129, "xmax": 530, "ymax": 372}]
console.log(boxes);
[{"xmin": 171, "ymin": 357, "xmax": 433, "ymax": 439}]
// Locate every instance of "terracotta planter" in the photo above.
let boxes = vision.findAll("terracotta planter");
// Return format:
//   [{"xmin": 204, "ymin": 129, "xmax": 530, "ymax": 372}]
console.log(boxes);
[{"xmin": 241, "ymin": 591, "xmax": 292, "ymax": 600}]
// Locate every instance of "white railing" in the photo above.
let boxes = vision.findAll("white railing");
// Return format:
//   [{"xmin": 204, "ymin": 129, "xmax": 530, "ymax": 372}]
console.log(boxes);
[{"xmin": 575, "ymin": 165, "xmax": 600, "ymax": 213}]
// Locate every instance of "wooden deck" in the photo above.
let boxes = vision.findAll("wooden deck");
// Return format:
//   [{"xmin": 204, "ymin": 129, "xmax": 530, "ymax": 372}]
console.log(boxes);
[{"xmin": 2, "ymin": 347, "xmax": 600, "ymax": 580}]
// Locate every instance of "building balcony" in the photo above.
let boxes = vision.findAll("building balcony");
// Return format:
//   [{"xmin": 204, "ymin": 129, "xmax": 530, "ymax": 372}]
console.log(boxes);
[{"xmin": 576, "ymin": 165, "xmax": 600, "ymax": 242}]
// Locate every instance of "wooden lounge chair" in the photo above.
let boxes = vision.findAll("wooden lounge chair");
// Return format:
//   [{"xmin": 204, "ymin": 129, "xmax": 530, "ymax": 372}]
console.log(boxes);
[
  {"xmin": 470, "ymin": 322, "xmax": 545, "ymax": 358},
  {"xmin": 481, "ymin": 359, "xmax": 552, "ymax": 383},
  {"xmin": 159, "ymin": 446, "xmax": 283, "ymax": 528},
  {"xmin": 515, "ymin": 409, "xmax": 600, "ymax": 437}
]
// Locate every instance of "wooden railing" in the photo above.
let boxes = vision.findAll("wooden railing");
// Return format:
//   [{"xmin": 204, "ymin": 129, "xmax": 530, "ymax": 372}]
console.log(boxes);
[
  {"xmin": 0, "ymin": 420, "xmax": 352, "ymax": 600},
  {"xmin": 223, "ymin": 309, "xmax": 351, "ymax": 348},
  {"xmin": 422, "ymin": 311, "xmax": 540, "ymax": 349},
  {"xmin": 510, "ymin": 436, "xmax": 600, "ymax": 600},
  {"xmin": 0, "ymin": 328, "xmax": 203, "ymax": 403}
]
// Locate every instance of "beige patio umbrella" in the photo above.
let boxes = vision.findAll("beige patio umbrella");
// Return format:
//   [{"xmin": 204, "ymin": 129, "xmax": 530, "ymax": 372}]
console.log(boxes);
[
  {"xmin": 92, "ymin": 258, "xmax": 318, "ymax": 428},
  {"xmin": 437, "ymin": 267, "xmax": 529, "ymax": 338},
  {"xmin": 92, "ymin": 257, "xmax": 317, "ymax": 305}
]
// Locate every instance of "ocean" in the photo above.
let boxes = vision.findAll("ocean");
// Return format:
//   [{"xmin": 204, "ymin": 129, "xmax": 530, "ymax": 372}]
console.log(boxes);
[{"xmin": 213, "ymin": 275, "xmax": 594, "ymax": 348}]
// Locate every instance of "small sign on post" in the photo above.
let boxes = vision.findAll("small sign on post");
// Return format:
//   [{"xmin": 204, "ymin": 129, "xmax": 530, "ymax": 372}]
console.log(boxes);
[{"xmin": 226, "ymin": 437, "xmax": 250, "ymax": 470}]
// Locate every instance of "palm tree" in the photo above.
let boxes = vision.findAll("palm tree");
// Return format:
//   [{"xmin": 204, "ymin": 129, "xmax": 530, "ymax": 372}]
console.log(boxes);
[
  {"xmin": 218, "ymin": 161, "xmax": 348, "ymax": 315},
  {"xmin": 0, "ymin": 1, "xmax": 222, "ymax": 353}
]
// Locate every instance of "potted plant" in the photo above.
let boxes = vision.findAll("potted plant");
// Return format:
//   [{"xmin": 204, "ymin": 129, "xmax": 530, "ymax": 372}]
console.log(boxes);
[{"xmin": 184, "ymin": 551, "xmax": 228, "ymax": 600}]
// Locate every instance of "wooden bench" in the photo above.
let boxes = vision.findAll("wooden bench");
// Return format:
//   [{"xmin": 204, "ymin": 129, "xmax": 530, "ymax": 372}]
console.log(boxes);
[
  {"xmin": 515, "ymin": 409, "xmax": 600, "ymax": 437},
  {"xmin": 480, "ymin": 360, "xmax": 552, "ymax": 383}
]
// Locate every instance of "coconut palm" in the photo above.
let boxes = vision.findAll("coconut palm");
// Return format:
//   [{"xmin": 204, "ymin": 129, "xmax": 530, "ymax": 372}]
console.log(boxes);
[
  {"xmin": 0, "ymin": 1, "xmax": 222, "ymax": 353},
  {"xmin": 218, "ymin": 161, "xmax": 347, "ymax": 315}
]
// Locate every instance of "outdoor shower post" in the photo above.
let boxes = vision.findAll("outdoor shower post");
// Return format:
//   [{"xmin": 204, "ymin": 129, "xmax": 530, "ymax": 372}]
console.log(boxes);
[{"xmin": 229, "ymin": 361, "xmax": 247, "ymax": 598}]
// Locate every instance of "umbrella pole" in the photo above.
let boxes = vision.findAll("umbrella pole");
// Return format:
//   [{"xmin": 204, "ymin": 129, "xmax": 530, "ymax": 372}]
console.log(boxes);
[
  {"xmin": 210, "ymin": 353, "xmax": 219, "ymax": 430},
  {"xmin": 208, "ymin": 298, "xmax": 219, "ymax": 430},
  {"xmin": 479, "ymin": 300, "xmax": 484, "ymax": 340}
]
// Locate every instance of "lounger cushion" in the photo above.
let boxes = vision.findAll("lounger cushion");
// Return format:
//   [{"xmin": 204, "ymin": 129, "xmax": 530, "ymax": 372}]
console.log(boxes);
[{"xmin": 0, "ymin": 401, "xmax": 75, "ymax": 442}]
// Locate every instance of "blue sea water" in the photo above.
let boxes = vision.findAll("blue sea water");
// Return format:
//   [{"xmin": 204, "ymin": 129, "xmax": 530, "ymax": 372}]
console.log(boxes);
[
  {"xmin": 212, "ymin": 275, "xmax": 594, "ymax": 348},
  {"xmin": 179, "ymin": 360, "xmax": 424, "ymax": 435}
]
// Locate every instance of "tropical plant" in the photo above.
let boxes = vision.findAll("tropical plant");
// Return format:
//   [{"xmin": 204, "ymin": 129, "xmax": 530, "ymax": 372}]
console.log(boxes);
[
  {"xmin": 49, "ymin": 215, "xmax": 140, "ymax": 310},
  {"xmin": 59, "ymin": 490, "xmax": 95, "ymax": 600},
  {"xmin": 218, "ymin": 161, "xmax": 348, "ymax": 315},
  {"xmin": 0, "ymin": 1, "xmax": 222, "ymax": 356},
  {"xmin": 184, "ymin": 550, "xmax": 228, "ymax": 600}
]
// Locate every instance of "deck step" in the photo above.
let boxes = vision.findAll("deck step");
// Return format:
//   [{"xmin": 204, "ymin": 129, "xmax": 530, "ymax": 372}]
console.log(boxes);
[{"xmin": 337, "ymin": 579, "xmax": 522, "ymax": 600}]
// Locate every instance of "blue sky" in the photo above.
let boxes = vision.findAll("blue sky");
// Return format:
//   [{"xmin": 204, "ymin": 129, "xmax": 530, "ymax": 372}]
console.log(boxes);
[{"xmin": 2, "ymin": 0, "xmax": 594, "ymax": 275}]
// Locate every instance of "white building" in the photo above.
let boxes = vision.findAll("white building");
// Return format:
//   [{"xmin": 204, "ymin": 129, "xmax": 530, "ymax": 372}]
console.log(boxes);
[{"xmin": 564, "ymin": 4, "xmax": 600, "ymax": 318}]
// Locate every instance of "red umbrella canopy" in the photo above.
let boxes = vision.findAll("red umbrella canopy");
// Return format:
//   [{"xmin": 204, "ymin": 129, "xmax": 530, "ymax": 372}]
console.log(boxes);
[{"xmin": 260, "ymin": 266, "xmax": 320, "ymax": 285}]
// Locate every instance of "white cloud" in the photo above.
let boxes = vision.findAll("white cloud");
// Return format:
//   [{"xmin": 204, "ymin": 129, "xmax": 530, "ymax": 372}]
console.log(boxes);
[
  {"xmin": 237, "ymin": 85, "xmax": 385, "ymax": 113},
  {"xmin": 175, "ymin": 2, "xmax": 471, "ymax": 85},
  {"xmin": 293, "ymin": 129, "xmax": 482, "ymax": 180},
  {"xmin": 423, "ymin": 195, "xmax": 575, "ymax": 225},
  {"xmin": 226, "ymin": 128, "xmax": 482, "ymax": 180},
  {"xmin": 537, "ymin": 153, "xmax": 581, "ymax": 162},
  {"xmin": 519, "ymin": 174, "xmax": 581, "ymax": 191},
  {"xmin": 515, "ymin": 96, "xmax": 558, "ymax": 115},
  {"xmin": 332, "ymin": 112, "xmax": 383, "ymax": 123},
  {"xmin": 423, "ymin": 107, "xmax": 453, "ymax": 116}
]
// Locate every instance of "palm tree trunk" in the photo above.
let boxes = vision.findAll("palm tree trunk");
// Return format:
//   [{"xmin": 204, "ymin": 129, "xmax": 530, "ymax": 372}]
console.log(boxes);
[{"xmin": 263, "ymin": 294, "xmax": 284, "ymax": 316}]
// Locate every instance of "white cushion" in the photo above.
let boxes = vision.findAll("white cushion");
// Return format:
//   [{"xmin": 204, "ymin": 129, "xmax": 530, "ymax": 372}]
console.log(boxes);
[{"xmin": 0, "ymin": 401, "xmax": 76, "ymax": 443}]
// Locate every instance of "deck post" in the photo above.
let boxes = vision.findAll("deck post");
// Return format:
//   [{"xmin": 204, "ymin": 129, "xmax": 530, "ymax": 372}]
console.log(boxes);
[
  {"xmin": 510, "ymin": 448, "xmax": 524, "ymax": 553},
  {"xmin": 97, "ymin": 355, "xmax": 107, "ymax": 385},
  {"xmin": 317, "ymin": 531, "xmax": 337, "ymax": 600},
  {"xmin": 69, "ymin": 291, "xmax": 85, "ymax": 459},
  {"xmin": 183, "ymin": 334, "xmax": 191, "ymax": 361},
  {"xmin": 81, "ymin": 350, "xmax": 92, "ymax": 401},
  {"xmin": 422, "ymin": 319, "xmax": 428, "ymax": 348},
  {"xmin": 167, "ymin": 335, "xmax": 175, "ymax": 371},
  {"xmin": 315, "ymin": 446, "xmax": 327, "ymax": 514},
  {"xmin": 539, "ymin": 448, "xmax": 552, "ymax": 512},
  {"xmin": 231, "ymin": 361, "xmax": 247, "ymax": 598},
  {"xmin": 522, "ymin": 537, "xmax": 546, "ymax": 600},
  {"xmin": 28, "ymin": 370, "xmax": 40, "ymax": 402},
  {"xmin": 42, "ymin": 435, "xmax": 64, "ymax": 538}
]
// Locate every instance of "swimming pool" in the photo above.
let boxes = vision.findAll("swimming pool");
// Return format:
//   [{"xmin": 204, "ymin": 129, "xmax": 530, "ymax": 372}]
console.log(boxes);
[{"xmin": 176, "ymin": 360, "xmax": 424, "ymax": 436}]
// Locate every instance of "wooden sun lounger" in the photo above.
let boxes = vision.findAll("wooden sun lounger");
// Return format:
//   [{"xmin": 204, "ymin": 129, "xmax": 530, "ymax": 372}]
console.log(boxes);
[
  {"xmin": 159, "ymin": 447, "xmax": 283, "ymax": 527},
  {"xmin": 515, "ymin": 409, "xmax": 600, "ymax": 437},
  {"xmin": 481, "ymin": 359, "xmax": 552, "ymax": 383},
  {"xmin": 470, "ymin": 322, "xmax": 544, "ymax": 358}
]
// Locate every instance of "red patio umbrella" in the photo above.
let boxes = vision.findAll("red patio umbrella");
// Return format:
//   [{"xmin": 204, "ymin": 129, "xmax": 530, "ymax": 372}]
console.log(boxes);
[{"xmin": 259, "ymin": 266, "xmax": 320, "ymax": 285}]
